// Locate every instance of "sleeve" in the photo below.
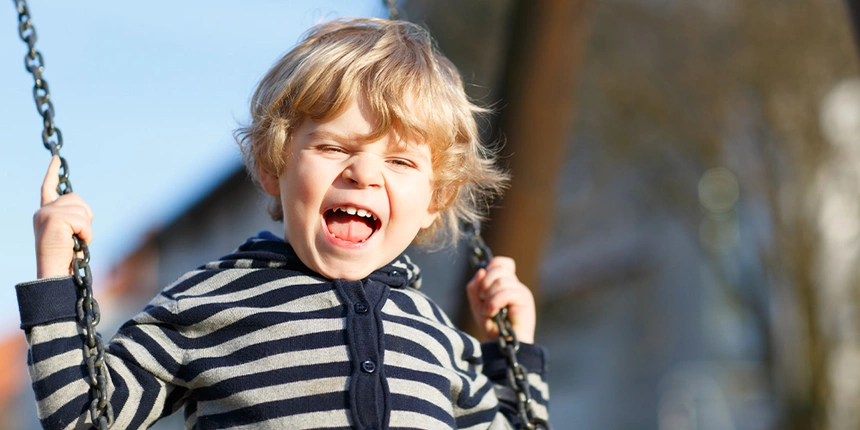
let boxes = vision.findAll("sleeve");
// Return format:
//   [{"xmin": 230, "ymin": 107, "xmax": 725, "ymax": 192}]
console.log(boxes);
[
  {"xmin": 396, "ymin": 287, "xmax": 550, "ymax": 430},
  {"xmin": 16, "ymin": 276, "xmax": 190, "ymax": 429},
  {"xmin": 479, "ymin": 342, "xmax": 550, "ymax": 428},
  {"xmin": 445, "ymin": 329, "xmax": 549, "ymax": 430}
]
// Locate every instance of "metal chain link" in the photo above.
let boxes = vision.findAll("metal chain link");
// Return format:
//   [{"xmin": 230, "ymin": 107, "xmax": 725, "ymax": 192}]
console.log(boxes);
[
  {"xmin": 13, "ymin": 1, "xmax": 113, "ymax": 428},
  {"xmin": 466, "ymin": 222, "xmax": 551, "ymax": 430},
  {"xmin": 384, "ymin": 0, "xmax": 544, "ymax": 422},
  {"xmin": 383, "ymin": 0, "xmax": 399, "ymax": 20}
]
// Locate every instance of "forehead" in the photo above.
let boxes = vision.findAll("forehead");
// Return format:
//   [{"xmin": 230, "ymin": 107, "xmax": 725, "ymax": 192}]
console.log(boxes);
[{"xmin": 301, "ymin": 98, "xmax": 438, "ymax": 155}]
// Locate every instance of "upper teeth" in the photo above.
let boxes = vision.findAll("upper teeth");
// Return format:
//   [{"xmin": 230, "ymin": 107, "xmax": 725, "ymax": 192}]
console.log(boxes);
[{"xmin": 335, "ymin": 206, "xmax": 377, "ymax": 220}]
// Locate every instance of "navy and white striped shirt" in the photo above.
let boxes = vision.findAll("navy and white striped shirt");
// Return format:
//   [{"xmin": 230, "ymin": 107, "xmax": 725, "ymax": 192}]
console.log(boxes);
[{"xmin": 17, "ymin": 233, "xmax": 549, "ymax": 429}]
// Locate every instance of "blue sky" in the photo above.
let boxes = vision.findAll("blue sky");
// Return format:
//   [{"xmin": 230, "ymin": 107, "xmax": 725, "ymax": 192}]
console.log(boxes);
[{"xmin": 1, "ymin": 1, "xmax": 382, "ymax": 332}]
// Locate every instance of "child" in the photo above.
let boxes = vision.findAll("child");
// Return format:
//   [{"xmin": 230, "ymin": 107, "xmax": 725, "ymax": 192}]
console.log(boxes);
[{"xmin": 18, "ymin": 18, "xmax": 549, "ymax": 429}]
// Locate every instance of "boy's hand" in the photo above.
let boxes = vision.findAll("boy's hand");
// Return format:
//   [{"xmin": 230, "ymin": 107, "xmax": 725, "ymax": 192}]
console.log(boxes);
[
  {"xmin": 33, "ymin": 156, "xmax": 94, "ymax": 279},
  {"xmin": 466, "ymin": 256, "xmax": 536, "ymax": 344}
]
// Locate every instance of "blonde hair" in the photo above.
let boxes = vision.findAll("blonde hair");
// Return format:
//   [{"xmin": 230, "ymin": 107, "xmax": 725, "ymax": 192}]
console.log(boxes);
[{"xmin": 235, "ymin": 17, "xmax": 508, "ymax": 248}]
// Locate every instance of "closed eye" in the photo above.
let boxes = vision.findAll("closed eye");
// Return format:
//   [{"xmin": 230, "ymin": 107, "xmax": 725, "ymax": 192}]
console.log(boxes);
[
  {"xmin": 317, "ymin": 145, "xmax": 348, "ymax": 155},
  {"xmin": 387, "ymin": 158, "xmax": 417, "ymax": 168}
]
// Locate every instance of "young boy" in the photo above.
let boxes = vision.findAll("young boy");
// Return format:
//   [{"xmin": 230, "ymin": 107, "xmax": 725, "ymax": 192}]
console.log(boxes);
[{"xmin": 19, "ymin": 18, "xmax": 549, "ymax": 429}]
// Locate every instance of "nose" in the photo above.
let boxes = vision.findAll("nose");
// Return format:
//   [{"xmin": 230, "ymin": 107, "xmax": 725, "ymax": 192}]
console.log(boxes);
[{"xmin": 342, "ymin": 154, "xmax": 383, "ymax": 188}]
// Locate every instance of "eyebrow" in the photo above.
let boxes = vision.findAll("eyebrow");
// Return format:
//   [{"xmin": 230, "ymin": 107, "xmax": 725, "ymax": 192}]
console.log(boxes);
[{"xmin": 305, "ymin": 130, "xmax": 354, "ymax": 143}]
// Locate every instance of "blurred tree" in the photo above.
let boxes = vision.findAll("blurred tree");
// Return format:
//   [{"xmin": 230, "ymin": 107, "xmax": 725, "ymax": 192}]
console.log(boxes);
[
  {"xmin": 404, "ymin": 0, "xmax": 859, "ymax": 428},
  {"xmin": 573, "ymin": 0, "xmax": 859, "ymax": 428},
  {"xmin": 404, "ymin": 0, "xmax": 596, "ymax": 332},
  {"xmin": 848, "ymin": 0, "xmax": 860, "ymax": 58}
]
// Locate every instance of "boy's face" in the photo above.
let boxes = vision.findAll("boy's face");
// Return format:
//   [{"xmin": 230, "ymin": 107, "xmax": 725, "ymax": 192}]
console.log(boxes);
[{"xmin": 259, "ymin": 98, "xmax": 438, "ymax": 280}]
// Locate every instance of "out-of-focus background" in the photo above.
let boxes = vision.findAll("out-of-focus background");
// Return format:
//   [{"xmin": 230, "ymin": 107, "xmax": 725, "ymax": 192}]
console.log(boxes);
[{"xmin": 3, "ymin": 0, "xmax": 860, "ymax": 429}]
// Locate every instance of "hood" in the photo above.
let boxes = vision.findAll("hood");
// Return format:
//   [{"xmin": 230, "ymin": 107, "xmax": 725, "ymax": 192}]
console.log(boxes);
[{"xmin": 201, "ymin": 231, "xmax": 423, "ymax": 289}]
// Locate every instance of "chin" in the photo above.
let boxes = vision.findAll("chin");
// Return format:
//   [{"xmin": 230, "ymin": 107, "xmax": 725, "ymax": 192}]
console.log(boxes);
[{"xmin": 313, "ymin": 257, "xmax": 376, "ymax": 281}]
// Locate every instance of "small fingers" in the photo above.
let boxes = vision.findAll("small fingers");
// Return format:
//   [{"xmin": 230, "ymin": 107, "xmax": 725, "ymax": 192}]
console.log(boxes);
[
  {"xmin": 43, "ymin": 192, "xmax": 94, "ymax": 220},
  {"xmin": 75, "ymin": 216, "xmax": 95, "ymax": 245},
  {"xmin": 466, "ymin": 268, "xmax": 486, "ymax": 302},
  {"xmin": 482, "ymin": 320, "xmax": 500, "ymax": 339},
  {"xmin": 33, "ymin": 193, "xmax": 95, "ymax": 243},
  {"xmin": 487, "ymin": 256, "xmax": 516, "ymax": 272},
  {"xmin": 466, "ymin": 268, "xmax": 487, "ymax": 324},
  {"xmin": 467, "ymin": 256, "xmax": 536, "ymax": 343},
  {"xmin": 477, "ymin": 257, "xmax": 517, "ymax": 299},
  {"xmin": 480, "ymin": 277, "xmax": 525, "ymax": 316},
  {"xmin": 41, "ymin": 156, "xmax": 61, "ymax": 206}
]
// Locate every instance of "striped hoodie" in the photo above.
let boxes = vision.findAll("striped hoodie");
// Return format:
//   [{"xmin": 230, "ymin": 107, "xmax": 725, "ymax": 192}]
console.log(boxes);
[{"xmin": 17, "ymin": 232, "xmax": 549, "ymax": 429}]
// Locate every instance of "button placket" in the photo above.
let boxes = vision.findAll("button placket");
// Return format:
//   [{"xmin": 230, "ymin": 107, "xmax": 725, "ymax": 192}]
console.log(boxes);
[{"xmin": 333, "ymin": 278, "xmax": 390, "ymax": 429}]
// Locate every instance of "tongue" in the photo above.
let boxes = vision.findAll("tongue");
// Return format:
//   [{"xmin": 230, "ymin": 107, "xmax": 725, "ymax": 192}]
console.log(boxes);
[{"xmin": 327, "ymin": 211, "xmax": 374, "ymax": 243}]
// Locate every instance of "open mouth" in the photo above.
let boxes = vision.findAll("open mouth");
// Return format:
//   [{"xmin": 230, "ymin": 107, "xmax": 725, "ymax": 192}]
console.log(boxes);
[{"xmin": 324, "ymin": 206, "xmax": 381, "ymax": 243}]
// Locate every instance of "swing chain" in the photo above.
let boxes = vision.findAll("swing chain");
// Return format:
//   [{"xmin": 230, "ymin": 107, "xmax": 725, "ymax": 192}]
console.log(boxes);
[
  {"xmin": 13, "ymin": 1, "xmax": 114, "ymax": 428},
  {"xmin": 383, "ymin": 0, "xmax": 399, "ymax": 20},
  {"xmin": 14, "ymin": 0, "xmax": 61, "ymax": 153},
  {"xmin": 466, "ymin": 223, "xmax": 551, "ymax": 430}
]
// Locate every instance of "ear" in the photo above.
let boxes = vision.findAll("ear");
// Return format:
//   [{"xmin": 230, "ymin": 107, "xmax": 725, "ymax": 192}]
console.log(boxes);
[
  {"xmin": 421, "ymin": 193, "xmax": 442, "ymax": 229},
  {"xmin": 257, "ymin": 163, "xmax": 281, "ymax": 197},
  {"xmin": 421, "ymin": 210, "xmax": 439, "ymax": 229},
  {"xmin": 421, "ymin": 186, "xmax": 452, "ymax": 229}
]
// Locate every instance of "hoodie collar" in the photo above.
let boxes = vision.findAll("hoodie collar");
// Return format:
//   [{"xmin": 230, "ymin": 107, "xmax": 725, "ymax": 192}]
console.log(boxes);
[{"xmin": 213, "ymin": 231, "xmax": 422, "ymax": 289}]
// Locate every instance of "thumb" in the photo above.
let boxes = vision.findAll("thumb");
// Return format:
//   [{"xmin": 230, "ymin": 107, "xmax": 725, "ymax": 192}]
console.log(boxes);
[
  {"xmin": 41, "ymin": 156, "xmax": 61, "ymax": 206},
  {"xmin": 466, "ymin": 268, "xmax": 486, "ymax": 306}
]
